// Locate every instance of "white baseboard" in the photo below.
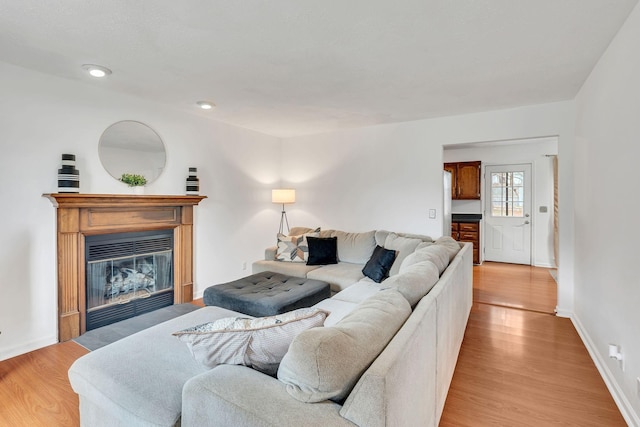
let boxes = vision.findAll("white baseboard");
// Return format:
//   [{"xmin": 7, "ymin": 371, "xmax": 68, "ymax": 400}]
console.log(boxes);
[
  {"xmin": 571, "ymin": 314, "xmax": 640, "ymax": 427},
  {"xmin": 533, "ymin": 261, "xmax": 555, "ymax": 268},
  {"xmin": 0, "ymin": 335, "xmax": 58, "ymax": 362}
]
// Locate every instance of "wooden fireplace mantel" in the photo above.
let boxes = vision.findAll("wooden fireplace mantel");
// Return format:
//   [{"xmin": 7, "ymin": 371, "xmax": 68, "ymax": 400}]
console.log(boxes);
[{"xmin": 44, "ymin": 193, "xmax": 207, "ymax": 342}]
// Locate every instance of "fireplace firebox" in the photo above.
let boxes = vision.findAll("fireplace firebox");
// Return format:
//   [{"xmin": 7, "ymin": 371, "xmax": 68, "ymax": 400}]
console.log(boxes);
[{"xmin": 85, "ymin": 230, "xmax": 174, "ymax": 330}]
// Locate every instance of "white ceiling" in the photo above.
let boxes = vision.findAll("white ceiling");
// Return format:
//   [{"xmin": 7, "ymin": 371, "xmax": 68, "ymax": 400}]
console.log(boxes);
[{"xmin": 1, "ymin": 0, "xmax": 637, "ymax": 138}]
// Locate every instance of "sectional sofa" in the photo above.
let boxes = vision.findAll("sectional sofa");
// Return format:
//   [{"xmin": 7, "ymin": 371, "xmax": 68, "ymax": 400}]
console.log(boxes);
[{"xmin": 68, "ymin": 227, "xmax": 472, "ymax": 426}]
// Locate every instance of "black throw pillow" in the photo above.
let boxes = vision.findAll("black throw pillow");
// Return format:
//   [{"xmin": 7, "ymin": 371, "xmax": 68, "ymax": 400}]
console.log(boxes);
[
  {"xmin": 362, "ymin": 245, "xmax": 397, "ymax": 283},
  {"xmin": 306, "ymin": 236, "xmax": 338, "ymax": 265}
]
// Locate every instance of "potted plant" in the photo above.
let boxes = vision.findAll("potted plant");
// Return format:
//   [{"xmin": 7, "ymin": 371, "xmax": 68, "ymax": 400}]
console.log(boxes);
[{"xmin": 120, "ymin": 173, "xmax": 147, "ymax": 194}]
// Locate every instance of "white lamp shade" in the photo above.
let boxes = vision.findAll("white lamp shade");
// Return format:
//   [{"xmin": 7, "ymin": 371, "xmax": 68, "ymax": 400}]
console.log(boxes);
[{"xmin": 272, "ymin": 188, "xmax": 296, "ymax": 204}]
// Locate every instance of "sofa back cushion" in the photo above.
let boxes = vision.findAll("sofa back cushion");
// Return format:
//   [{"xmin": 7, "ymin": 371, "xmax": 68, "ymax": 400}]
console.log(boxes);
[
  {"xmin": 289, "ymin": 227, "xmax": 334, "ymax": 239},
  {"xmin": 383, "ymin": 260, "xmax": 439, "ymax": 306},
  {"xmin": 330, "ymin": 230, "xmax": 376, "ymax": 264},
  {"xmin": 288, "ymin": 226, "xmax": 319, "ymax": 236},
  {"xmin": 435, "ymin": 236, "xmax": 462, "ymax": 261},
  {"xmin": 277, "ymin": 289, "xmax": 411, "ymax": 403},
  {"xmin": 400, "ymin": 244, "xmax": 450, "ymax": 275},
  {"xmin": 375, "ymin": 230, "xmax": 433, "ymax": 246},
  {"xmin": 383, "ymin": 233, "xmax": 423, "ymax": 277}
]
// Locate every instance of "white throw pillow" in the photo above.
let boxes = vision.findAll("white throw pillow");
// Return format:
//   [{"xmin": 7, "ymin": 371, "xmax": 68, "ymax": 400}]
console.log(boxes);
[
  {"xmin": 276, "ymin": 229, "xmax": 320, "ymax": 262},
  {"xmin": 173, "ymin": 307, "xmax": 329, "ymax": 375}
]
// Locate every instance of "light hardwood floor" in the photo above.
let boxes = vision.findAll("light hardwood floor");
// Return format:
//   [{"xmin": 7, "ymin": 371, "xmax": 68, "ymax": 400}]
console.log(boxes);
[
  {"xmin": 0, "ymin": 263, "xmax": 626, "ymax": 426},
  {"xmin": 0, "ymin": 341, "xmax": 87, "ymax": 426},
  {"xmin": 473, "ymin": 261, "xmax": 557, "ymax": 314},
  {"xmin": 440, "ymin": 262, "xmax": 626, "ymax": 426}
]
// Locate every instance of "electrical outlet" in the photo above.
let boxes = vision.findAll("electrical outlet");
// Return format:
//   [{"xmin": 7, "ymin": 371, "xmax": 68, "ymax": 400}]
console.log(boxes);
[{"xmin": 242, "ymin": 261, "xmax": 247, "ymax": 271}]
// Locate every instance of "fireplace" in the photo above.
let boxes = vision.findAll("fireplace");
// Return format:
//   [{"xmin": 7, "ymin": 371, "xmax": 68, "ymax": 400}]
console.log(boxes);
[
  {"xmin": 44, "ymin": 193, "xmax": 206, "ymax": 341},
  {"xmin": 85, "ymin": 230, "xmax": 174, "ymax": 330}
]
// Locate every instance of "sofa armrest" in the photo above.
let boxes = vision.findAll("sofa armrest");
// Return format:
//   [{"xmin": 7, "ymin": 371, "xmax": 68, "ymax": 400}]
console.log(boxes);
[
  {"xmin": 265, "ymin": 246, "xmax": 277, "ymax": 260},
  {"xmin": 182, "ymin": 365, "xmax": 355, "ymax": 427}
]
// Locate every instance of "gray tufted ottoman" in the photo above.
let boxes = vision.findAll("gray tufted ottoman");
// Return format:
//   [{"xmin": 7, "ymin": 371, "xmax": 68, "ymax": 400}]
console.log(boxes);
[{"xmin": 203, "ymin": 271, "xmax": 331, "ymax": 317}]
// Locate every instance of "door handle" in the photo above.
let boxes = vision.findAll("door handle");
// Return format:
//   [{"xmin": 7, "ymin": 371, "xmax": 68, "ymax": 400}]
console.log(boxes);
[{"xmin": 515, "ymin": 221, "xmax": 530, "ymax": 227}]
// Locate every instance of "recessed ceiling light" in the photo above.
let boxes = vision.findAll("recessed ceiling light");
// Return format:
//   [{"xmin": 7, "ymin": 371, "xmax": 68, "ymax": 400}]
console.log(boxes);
[
  {"xmin": 82, "ymin": 64, "xmax": 112, "ymax": 78},
  {"xmin": 196, "ymin": 101, "xmax": 215, "ymax": 110}
]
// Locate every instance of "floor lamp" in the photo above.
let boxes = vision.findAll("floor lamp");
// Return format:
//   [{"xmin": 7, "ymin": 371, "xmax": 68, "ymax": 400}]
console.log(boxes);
[{"xmin": 272, "ymin": 188, "xmax": 296, "ymax": 235}]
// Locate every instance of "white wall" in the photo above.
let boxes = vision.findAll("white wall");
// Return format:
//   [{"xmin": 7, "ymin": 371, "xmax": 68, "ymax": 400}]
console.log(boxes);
[
  {"xmin": 281, "ymin": 121, "xmax": 447, "ymax": 236},
  {"xmin": 0, "ymin": 62, "xmax": 282, "ymax": 361},
  {"xmin": 443, "ymin": 138, "xmax": 558, "ymax": 267},
  {"xmin": 281, "ymin": 101, "xmax": 575, "ymax": 314},
  {"xmin": 574, "ymin": 2, "xmax": 640, "ymax": 424}
]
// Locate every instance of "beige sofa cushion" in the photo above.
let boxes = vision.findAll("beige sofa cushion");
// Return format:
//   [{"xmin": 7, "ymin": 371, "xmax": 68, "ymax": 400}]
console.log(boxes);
[
  {"xmin": 435, "ymin": 236, "xmax": 462, "ymax": 261},
  {"xmin": 384, "ymin": 233, "xmax": 423, "ymax": 277},
  {"xmin": 252, "ymin": 259, "xmax": 321, "ymax": 278},
  {"xmin": 312, "ymin": 298, "xmax": 358, "ymax": 327},
  {"xmin": 289, "ymin": 226, "xmax": 334, "ymax": 239},
  {"xmin": 332, "ymin": 279, "xmax": 383, "ymax": 305},
  {"xmin": 277, "ymin": 289, "xmax": 411, "ymax": 403},
  {"xmin": 329, "ymin": 230, "xmax": 376, "ymax": 264},
  {"xmin": 400, "ymin": 244, "xmax": 450, "ymax": 275},
  {"xmin": 288, "ymin": 226, "xmax": 318, "ymax": 236},
  {"xmin": 375, "ymin": 230, "xmax": 433, "ymax": 246},
  {"xmin": 307, "ymin": 262, "xmax": 365, "ymax": 293},
  {"xmin": 384, "ymin": 260, "xmax": 439, "ymax": 307}
]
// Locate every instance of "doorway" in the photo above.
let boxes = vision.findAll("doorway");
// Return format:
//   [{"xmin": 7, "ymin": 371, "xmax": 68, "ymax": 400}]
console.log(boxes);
[{"xmin": 484, "ymin": 163, "xmax": 532, "ymax": 265}]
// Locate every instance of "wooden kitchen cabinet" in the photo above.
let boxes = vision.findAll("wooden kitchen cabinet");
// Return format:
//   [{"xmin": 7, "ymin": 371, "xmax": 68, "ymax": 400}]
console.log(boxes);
[
  {"xmin": 444, "ymin": 161, "xmax": 481, "ymax": 200},
  {"xmin": 451, "ymin": 221, "xmax": 480, "ymax": 264},
  {"xmin": 444, "ymin": 163, "xmax": 457, "ymax": 200}
]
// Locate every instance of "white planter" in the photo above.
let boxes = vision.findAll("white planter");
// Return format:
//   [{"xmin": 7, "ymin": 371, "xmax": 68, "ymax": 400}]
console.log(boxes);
[{"xmin": 133, "ymin": 186, "xmax": 145, "ymax": 195}]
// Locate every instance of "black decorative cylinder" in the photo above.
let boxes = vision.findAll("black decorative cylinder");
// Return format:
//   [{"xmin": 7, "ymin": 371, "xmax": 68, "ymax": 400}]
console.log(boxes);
[
  {"xmin": 186, "ymin": 167, "xmax": 199, "ymax": 195},
  {"xmin": 58, "ymin": 154, "xmax": 80, "ymax": 193}
]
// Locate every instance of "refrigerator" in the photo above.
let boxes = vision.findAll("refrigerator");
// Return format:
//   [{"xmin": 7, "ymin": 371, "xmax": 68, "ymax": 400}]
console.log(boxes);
[{"xmin": 443, "ymin": 171, "xmax": 452, "ymax": 237}]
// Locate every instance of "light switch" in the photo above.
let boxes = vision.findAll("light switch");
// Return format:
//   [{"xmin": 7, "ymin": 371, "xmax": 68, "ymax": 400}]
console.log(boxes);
[{"xmin": 429, "ymin": 209, "xmax": 436, "ymax": 219}]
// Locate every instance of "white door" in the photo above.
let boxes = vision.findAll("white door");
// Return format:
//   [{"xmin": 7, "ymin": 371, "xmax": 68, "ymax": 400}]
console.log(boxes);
[{"xmin": 484, "ymin": 164, "xmax": 532, "ymax": 264}]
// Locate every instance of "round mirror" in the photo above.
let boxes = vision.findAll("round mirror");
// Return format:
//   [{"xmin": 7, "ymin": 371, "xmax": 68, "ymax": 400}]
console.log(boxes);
[{"xmin": 98, "ymin": 121, "xmax": 166, "ymax": 185}]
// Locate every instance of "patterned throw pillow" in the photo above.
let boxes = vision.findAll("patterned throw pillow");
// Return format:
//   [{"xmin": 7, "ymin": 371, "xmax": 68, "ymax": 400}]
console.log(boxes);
[
  {"xmin": 276, "ymin": 228, "xmax": 320, "ymax": 262},
  {"xmin": 173, "ymin": 307, "xmax": 329, "ymax": 375}
]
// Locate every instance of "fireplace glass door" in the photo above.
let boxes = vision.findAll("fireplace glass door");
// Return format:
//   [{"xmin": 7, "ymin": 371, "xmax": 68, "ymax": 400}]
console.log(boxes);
[
  {"xmin": 87, "ymin": 251, "xmax": 172, "ymax": 309},
  {"xmin": 85, "ymin": 230, "xmax": 174, "ymax": 330}
]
